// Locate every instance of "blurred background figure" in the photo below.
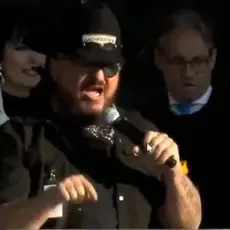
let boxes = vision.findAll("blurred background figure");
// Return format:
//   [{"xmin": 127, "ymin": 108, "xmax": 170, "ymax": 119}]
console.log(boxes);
[
  {"xmin": 138, "ymin": 8, "xmax": 230, "ymax": 228},
  {"xmin": 153, "ymin": 8, "xmax": 217, "ymax": 113},
  {"xmin": 1, "ymin": 33, "xmax": 45, "ymax": 98},
  {"xmin": 0, "ymin": 6, "xmax": 51, "ymax": 118}
]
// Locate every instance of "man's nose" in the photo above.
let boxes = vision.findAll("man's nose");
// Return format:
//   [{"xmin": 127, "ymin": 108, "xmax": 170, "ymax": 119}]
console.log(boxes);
[
  {"xmin": 28, "ymin": 54, "xmax": 38, "ymax": 65},
  {"xmin": 183, "ymin": 63, "xmax": 194, "ymax": 78},
  {"xmin": 94, "ymin": 69, "xmax": 106, "ymax": 82},
  {"xmin": 28, "ymin": 51, "xmax": 45, "ymax": 66}
]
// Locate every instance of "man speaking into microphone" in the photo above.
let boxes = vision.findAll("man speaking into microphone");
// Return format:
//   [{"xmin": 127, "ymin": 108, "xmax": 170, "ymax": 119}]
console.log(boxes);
[{"xmin": 0, "ymin": 3, "xmax": 201, "ymax": 229}]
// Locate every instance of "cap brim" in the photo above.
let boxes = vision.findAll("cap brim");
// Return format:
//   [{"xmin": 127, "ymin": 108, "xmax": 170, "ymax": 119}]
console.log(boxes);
[{"xmin": 77, "ymin": 47, "xmax": 123, "ymax": 65}]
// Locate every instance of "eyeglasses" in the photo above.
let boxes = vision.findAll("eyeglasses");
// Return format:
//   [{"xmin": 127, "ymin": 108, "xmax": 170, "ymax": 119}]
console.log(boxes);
[
  {"xmin": 101, "ymin": 63, "xmax": 122, "ymax": 77},
  {"xmin": 78, "ymin": 61, "xmax": 122, "ymax": 78},
  {"xmin": 158, "ymin": 46, "xmax": 213, "ymax": 72},
  {"xmin": 167, "ymin": 56, "xmax": 211, "ymax": 72}
]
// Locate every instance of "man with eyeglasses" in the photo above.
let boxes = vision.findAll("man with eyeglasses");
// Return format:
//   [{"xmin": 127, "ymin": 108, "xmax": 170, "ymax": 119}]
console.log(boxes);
[
  {"xmin": 139, "ymin": 9, "xmax": 230, "ymax": 228},
  {"xmin": 0, "ymin": 4, "xmax": 201, "ymax": 229}
]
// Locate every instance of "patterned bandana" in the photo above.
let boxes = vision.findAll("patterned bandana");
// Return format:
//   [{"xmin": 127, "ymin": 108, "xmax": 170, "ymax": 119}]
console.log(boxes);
[
  {"xmin": 83, "ymin": 105, "xmax": 117, "ymax": 145},
  {"xmin": 83, "ymin": 124, "xmax": 115, "ymax": 145},
  {"xmin": 52, "ymin": 96, "xmax": 116, "ymax": 145}
]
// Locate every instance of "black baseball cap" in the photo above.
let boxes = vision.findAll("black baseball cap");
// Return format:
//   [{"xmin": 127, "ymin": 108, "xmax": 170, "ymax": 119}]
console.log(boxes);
[{"xmin": 53, "ymin": 3, "xmax": 123, "ymax": 65}]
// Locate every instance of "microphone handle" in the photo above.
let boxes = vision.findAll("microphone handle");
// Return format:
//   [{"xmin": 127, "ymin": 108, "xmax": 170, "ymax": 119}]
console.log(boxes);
[{"xmin": 113, "ymin": 117, "xmax": 177, "ymax": 168}]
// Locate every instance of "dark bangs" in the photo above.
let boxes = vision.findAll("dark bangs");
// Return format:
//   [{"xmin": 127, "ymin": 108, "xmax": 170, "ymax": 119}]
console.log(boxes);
[{"xmin": 8, "ymin": 24, "xmax": 30, "ymax": 46}]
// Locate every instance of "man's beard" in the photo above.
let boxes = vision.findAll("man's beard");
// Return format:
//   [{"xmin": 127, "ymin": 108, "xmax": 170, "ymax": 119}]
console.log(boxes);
[{"xmin": 56, "ymin": 86, "xmax": 117, "ymax": 126}]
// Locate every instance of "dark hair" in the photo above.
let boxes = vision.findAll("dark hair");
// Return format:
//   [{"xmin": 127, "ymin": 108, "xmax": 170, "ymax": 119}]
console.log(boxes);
[
  {"xmin": 0, "ymin": 5, "xmax": 54, "ymax": 60},
  {"xmin": 1, "ymin": 7, "xmax": 32, "ymax": 45},
  {"xmin": 156, "ymin": 8, "xmax": 214, "ymax": 47}
]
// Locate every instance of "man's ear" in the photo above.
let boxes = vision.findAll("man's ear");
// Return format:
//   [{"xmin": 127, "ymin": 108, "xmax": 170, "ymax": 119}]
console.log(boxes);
[{"xmin": 210, "ymin": 48, "xmax": 217, "ymax": 71}]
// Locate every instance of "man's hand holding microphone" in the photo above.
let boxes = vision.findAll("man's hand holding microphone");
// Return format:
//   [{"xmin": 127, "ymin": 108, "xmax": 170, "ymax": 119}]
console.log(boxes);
[
  {"xmin": 104, "ymin": 108, "xmax": 183, "ymax": 180},
  {"xmin": 133, "ymin": 131, "xmax": 183, "ymax": 180}
]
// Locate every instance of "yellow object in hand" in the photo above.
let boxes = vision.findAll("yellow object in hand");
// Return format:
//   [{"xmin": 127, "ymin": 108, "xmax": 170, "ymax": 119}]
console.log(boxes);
[{"xmin": 181, "ymin": 160, "xmax": 189, "ymax": 175}]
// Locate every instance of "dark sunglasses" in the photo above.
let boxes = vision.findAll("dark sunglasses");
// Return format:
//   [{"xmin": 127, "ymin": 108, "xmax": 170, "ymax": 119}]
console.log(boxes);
[
  {"xmin": 57, "ymin": 52, "xmax": 122, "ymax": 78},
  {"xmin": 92, "ymin": 63, "xmax": 122, "ymax": 78}
]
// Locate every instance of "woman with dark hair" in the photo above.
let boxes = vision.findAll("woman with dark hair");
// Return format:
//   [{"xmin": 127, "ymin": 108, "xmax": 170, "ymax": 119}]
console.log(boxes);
[{"xmin": 0, "ymin": 6, "xmax": 53, "ymax": 118}]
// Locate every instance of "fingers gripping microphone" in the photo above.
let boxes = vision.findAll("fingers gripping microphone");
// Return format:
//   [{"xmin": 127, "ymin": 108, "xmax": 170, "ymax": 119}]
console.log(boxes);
[{"xmin": 104, "ymin": 108, "xmax": 177, "ymax": 168}]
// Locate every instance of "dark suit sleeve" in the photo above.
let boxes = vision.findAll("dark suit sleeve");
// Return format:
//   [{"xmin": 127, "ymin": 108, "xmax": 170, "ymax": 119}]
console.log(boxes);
[{"xmin": 0, "ymin": 121, "xmax": 30, "ymax": 204}]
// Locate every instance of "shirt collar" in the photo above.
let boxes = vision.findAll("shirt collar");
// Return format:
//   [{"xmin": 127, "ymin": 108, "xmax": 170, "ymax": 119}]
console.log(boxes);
[{"xmin": 168, "ymin": 86, "xmax": 212, "ymax": 106}]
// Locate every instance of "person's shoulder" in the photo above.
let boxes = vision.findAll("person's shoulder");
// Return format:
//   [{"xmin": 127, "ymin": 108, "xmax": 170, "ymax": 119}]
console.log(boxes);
[
  {"xmin": 0, "ymin": 119, "xmax": 30, "ymax": 204},
  {"xmin": 117, "ymin": 106, "xmax": 159, "ymax": 132},
  {"xmin": 1, "ymin": 119, "xmax": 21, "ymax": 142},
  {"xmin": 208, "ymin": 87, "xmax": 230, "ymax": 110},
  {"xmin": 211, "ymin": 86, "xmax": 230, "ymax": 99},
  {"xmin": 0, "ymin": 117, "xmax": 44, "ymax": 161},
  {"xmin": 1, "ymin": 117, "xmax": 32, "ymax": 138}
]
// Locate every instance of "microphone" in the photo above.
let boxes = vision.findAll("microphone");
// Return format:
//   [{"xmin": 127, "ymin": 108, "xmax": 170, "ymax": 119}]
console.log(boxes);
[{"xmin": 104, "ymin": 107, "xmax": 177, "ymax": 168}]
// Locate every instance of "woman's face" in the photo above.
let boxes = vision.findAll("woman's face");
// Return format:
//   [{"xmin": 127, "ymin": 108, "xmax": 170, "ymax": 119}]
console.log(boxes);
[{"xmin": 2, "ymin": 42, "xmax": 46, "ymax": 92}]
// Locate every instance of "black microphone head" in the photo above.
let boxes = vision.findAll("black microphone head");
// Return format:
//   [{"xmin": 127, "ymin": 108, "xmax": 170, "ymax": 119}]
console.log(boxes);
[{"xmin": 103, "ymin": 107, "xmax": 120, "ymax": 124}]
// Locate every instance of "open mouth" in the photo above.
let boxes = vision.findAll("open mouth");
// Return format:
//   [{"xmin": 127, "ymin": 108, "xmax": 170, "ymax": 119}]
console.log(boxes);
[
  {"xmin": 82, "ymin": 86, "xmax": 104, "ymax": 100},
  {"xmin": 23, "ymin": 68, "xmax": 38, "ymax": 76}
]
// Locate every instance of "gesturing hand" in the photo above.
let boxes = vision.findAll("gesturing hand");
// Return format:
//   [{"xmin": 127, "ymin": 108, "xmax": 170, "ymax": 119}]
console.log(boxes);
[{"xmin": 57, "ymin": 174, "xmax": 98, "ymax": 204}]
